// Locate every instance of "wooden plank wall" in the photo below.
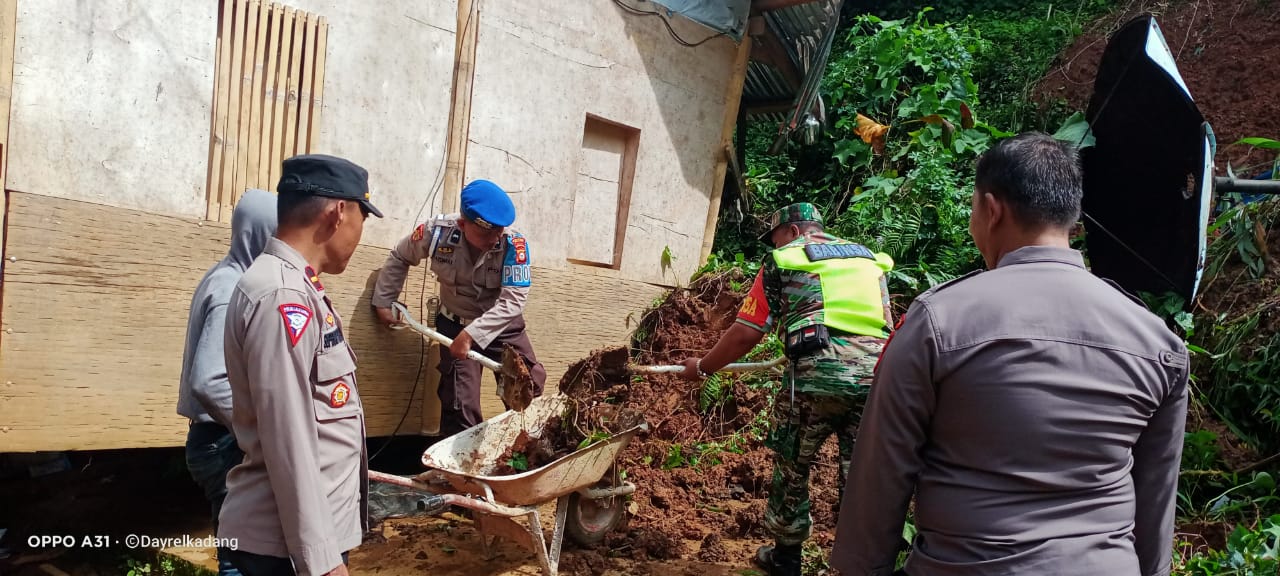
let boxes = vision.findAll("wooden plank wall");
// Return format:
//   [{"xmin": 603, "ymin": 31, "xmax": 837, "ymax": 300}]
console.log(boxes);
[
  {"xmin": 0, "ymin": 192, "xmax": 665, "ymax": 452},
  {"xmin": 207, "ymin": 0, "xmax": 328, "ymax": 223}
]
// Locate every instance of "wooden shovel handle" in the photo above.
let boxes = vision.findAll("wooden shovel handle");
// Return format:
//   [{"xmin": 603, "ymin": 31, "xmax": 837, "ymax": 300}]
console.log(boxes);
[{"xmin": 391, "ymin": 302, "xmax": 503, "ymax": 371}]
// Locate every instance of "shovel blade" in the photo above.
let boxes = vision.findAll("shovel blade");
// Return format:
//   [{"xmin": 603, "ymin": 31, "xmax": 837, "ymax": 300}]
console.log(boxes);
[{"xmin": 499, "ymin": 345, "xmax": 536, "ymax": 412}]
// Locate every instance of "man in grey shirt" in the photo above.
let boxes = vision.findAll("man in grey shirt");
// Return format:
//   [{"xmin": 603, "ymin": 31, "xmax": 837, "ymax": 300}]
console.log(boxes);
[
  {"xmin": 177, "ymin": 188, "xmax": 277, "ymax": 576},
  {"xmin": 832, "ymin": 132, "xmax": 1188, "ymax": 576}
]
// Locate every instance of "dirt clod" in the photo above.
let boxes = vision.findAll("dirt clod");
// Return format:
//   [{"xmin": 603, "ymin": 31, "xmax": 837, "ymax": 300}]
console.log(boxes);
[
  {"xmin": 697, "ymin": 533, "xmax": 730, "ymax": 563},
  {"xmin": 500, "ymin": 344, "xmax": 537, "ymax": 412},
  {"xmin": 563, "ymin": 550, "xmax": 610, "ymax": 576}
]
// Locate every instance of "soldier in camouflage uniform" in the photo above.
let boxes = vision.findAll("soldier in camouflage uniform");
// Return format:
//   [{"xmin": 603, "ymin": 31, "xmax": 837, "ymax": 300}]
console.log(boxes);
[{"xmin": 680, "ymin": 202, "xmax": 894, "ymax": 576}]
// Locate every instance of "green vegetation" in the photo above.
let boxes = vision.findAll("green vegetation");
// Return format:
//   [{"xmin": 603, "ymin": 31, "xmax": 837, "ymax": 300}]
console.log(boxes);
[
  {"xmin": 1175, "ymin": 515, "xmax": 1280, "ymax": 575},
  {"xmin": 506, "ymin": 452, "xmax": 529, "ymax": 472},
  {"xmin": 711, "ymin": 3, "xmax": 1280, "ymax": 574},
  {"xmin": 723, "ymin": 12, "xmax": 995, "ymax": 301},
  {"xmin": 1192, "ymin": 197, "xmax": 1280, "ymax": 454}
]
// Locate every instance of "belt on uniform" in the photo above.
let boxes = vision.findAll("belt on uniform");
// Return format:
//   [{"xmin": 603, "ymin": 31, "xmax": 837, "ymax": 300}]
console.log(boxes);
[{"xmin": 438, "ymin": 304, "xmax": 473, "ymax": 327}]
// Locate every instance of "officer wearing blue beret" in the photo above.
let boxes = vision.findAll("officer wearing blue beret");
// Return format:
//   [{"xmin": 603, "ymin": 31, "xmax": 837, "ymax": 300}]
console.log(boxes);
[{"xmin": 373, "ymin": 179, "xmax": 546, "ymax": 437}]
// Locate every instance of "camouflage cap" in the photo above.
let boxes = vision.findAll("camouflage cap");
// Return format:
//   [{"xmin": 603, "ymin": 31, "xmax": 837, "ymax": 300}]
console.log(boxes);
[{"xmin": 759, "ymin": 202, "xmax": 824, "ymax": 241}]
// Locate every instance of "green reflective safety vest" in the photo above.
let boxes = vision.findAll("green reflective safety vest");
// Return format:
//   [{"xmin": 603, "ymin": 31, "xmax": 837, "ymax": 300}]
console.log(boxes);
[{"xmin": 771, "ymin": 240, "xmax": 894, "ymax": 338}]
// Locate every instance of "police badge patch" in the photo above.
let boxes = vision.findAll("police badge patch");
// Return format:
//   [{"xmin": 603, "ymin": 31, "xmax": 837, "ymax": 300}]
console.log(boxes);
[
  {"xmin": 278, "ymin": 303, "xmax": 313, "ymax": 347},
  {"xmin": 512, "ymin": 237, "xmax": 529, "ymax": 264},
  {"xmin": 330, "ymin": 382, "xmax": 351, "ymax": 408},
  {"xmin": 502, "ymin": 234, "xmax": 532, "ymax": 288}
]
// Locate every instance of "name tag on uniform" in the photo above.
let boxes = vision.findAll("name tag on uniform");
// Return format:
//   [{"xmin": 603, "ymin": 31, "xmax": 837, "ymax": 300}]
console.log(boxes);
[
  {"xmin": 323, "ymin": 328, "xmax": 346, "ymax": 349},
  {"xmin": 805, "ymin": 243, "xmax": 875, "ymax": 261}
]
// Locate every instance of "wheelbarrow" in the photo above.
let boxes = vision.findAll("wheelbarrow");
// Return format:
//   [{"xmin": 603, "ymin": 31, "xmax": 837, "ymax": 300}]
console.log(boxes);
[{"xmin": 369, "ymin": 393, "xmax": 645, "ymax": 576}]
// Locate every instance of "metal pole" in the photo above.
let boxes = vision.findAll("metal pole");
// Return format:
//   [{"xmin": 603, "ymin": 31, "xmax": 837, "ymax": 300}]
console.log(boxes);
[{"xmin": 1215, "ymin": 176, "xmax": 1280, "ymax": 195}]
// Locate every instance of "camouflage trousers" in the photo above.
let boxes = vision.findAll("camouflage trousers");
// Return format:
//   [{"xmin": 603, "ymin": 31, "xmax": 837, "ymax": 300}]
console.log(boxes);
[{"xmin": 762, "ymin": 347, "xmax": 875, "ymax": 546}]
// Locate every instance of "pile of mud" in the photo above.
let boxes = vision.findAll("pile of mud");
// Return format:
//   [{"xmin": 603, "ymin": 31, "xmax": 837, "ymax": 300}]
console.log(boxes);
[
  {"xmin": 557, "ymin": 272, "xmax": 844, "ymax": 561},
  {"xmin": 1033, "ymin": 0, "xmax": 1280, "ymax": 173}
]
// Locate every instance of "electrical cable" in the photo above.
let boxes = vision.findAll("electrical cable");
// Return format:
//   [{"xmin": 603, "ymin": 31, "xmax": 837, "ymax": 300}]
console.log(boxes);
[
  {"xmin": 1072, "ymin": 44, "xmax": 1187, "ymax": 296},
  {"xmin": 371, "ymin": 102, "xmax": 450, "ymax": 464},
  {"xmin": 610, "ymin": 0, "xmax": 727, "ymax": 48},
  {"xmin": 369, "ymin": 266, "xmax": 429, "ymax": 465}
]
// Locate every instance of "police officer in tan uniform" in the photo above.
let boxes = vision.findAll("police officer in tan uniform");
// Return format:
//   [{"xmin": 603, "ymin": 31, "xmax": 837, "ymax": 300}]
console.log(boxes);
[
  {"xmin": 220, "ymin": 154, "xmax": 382, "ymax": 576},
  {"xmin": 372, "ymin": 179, "xmax": 546, "ymax": 437}
]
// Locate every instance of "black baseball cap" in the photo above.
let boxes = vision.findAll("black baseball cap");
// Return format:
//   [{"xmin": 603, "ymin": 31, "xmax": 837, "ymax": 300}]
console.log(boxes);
[{"xmin": 277, "ymin": 154, "xmax": 383, "ymax": 218}]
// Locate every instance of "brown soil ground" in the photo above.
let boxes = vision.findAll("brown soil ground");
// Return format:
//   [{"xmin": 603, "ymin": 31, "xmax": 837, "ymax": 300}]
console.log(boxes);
[
  {"xmin": 1196, "ymin": 202, "xmax": 1280, "ymax": 336},
  {"xmin": 548, "ymin": 271, "xmax": 844, "ymax": 562},
  {"xmin": 351, "ymin": 514, "xmax": 770, "ymax": 576},
  {"xmin": 1033, "ymin": 0, "xmax": 1280, "ymax": 175}
]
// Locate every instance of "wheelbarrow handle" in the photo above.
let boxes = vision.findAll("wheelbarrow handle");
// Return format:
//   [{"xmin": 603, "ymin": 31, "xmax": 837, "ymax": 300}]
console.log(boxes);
[
  {"xmin": 369, "ymin": 470, "xmax": 528, "ymax": 518},
  {"xmin": 391, "ymin": 302, "xmax": 503, "ymax": 372},
  {"xmin": 630, "ymin": 356, "xmax": 787, "ymax": 374}
]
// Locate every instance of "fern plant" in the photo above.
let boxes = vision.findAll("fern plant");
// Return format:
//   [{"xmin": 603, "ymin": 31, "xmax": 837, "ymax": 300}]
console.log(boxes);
[{"xmin": 699, "ymin": 373, "xmax": 729, "ymax": 413}]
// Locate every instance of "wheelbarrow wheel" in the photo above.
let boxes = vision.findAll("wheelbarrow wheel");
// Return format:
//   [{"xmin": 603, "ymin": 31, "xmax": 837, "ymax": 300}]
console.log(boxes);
[{"xmin": 565, "ymin": 491, "xmax": 625, "ymax": 546}]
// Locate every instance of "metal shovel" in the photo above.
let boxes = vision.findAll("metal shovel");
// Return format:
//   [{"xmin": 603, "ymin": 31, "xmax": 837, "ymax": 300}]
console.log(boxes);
[{"xmin": 590, "ymin": 345, "xmax": 786, "ymax": 378}]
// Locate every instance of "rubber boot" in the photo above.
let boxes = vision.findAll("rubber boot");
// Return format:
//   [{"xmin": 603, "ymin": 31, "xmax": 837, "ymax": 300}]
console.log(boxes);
[{"xmin": 754, "ymin": 544, "xmax": 802, "ymax": 576}]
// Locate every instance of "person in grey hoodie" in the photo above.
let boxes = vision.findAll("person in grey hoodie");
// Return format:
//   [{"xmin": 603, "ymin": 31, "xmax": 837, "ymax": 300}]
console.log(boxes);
[{"xmin": 177, "ymin": 189, "xmax": 278, "ymax": 576}]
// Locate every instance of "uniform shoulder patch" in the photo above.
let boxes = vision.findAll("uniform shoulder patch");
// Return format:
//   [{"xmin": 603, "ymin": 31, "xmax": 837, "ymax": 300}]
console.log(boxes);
[
  {"xmin": 278, "ymin": 303, "xmax": 313, "ymax": 347},
  {"xmin": 502, "ymin": 234, "xmax": 532, "ymax": 288},
  {"xmin": 736, "ymin": 269, "xmax": 770, "ymax": 328},
  {"xmin": 511, "ymin": 235, "xmax": 529, "ymax": 264},
  {"xmin": 411, "ymin": 223, "xmax": 426, "ymax": 242},
  {"xmin": 330, "ymin": 382, "xmax": 351, "ymax": 408}
]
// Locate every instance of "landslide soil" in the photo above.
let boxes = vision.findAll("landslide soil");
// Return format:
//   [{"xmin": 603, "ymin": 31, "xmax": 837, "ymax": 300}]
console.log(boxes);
[
  {"xmin": 555, "ymin": 272, "xmax": 845, "ymax": 562},
  {"xmin": 1033, "ymin": 0, "xmax": 1280, "ymax": 174}
]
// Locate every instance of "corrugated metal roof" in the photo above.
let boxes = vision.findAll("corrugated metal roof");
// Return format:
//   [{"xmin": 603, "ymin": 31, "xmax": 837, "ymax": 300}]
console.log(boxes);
[
  {"xmin": 745, "ymin": 61, "xmax": 793, "ymax": 101},
  {"xmin": 742, "ymin": 0, "xmax": 841, "ymax": 119},
  {"xmin": 767, "ymin": 0, "xmax": 840, "ymax": 71}
]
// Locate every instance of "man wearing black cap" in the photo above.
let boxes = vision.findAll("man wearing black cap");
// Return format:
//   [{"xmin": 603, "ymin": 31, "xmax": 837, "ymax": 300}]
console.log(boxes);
[
  {"xmin": 373, "ymin": 179, "xmax": 546, "ymax": 437},
  {"xmin": 219, "ymin": 154, "xmax": 382, "ymax": 576}
]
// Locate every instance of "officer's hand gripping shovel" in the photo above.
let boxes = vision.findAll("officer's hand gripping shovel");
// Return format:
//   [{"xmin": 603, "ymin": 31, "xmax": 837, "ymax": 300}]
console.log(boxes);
[{"xmin": 390, "ymin": 302, "xmax": 536, "ymax": 411}]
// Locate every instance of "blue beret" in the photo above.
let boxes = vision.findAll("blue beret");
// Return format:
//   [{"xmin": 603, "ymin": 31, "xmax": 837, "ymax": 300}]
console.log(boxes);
[{"xmin": 460, "ymin": 179, "xmax": 515, "ymax": 229}]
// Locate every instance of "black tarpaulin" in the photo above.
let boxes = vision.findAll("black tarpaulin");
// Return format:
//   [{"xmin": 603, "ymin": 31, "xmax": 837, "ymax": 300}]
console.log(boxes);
[{"xmin": 1082, "ymin": 14, "xmax": 1214, "ymax": 306}]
